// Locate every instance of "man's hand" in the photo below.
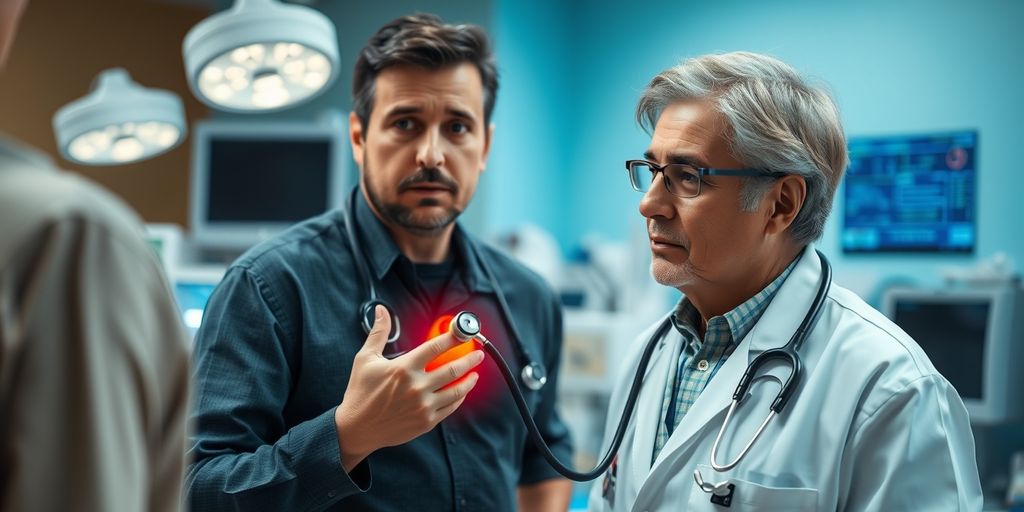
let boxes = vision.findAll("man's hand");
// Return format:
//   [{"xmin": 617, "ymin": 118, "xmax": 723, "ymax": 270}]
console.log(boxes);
[{"xmin": 335, "ymin": 305, "xmax": 484, "ymax": 472}]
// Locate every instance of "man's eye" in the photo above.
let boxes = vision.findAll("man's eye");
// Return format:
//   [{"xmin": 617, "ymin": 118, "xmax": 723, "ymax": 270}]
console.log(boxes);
[
  {"xmin": 394, "ymin": 119, "xmax": 416, "ymax": 131},
  {"xmin": 670, "ymin": 166, "xmax": 700, "ymax": 183},
  {"xmin": 449, "ymin": 121, "xmax": 469, "ymax": 134}
]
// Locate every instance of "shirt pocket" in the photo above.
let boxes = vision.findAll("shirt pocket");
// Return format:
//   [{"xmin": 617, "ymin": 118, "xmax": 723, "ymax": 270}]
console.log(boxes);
[{"xmin": 686, "ymin": 465, "xmax": 819, "ymax": 511}]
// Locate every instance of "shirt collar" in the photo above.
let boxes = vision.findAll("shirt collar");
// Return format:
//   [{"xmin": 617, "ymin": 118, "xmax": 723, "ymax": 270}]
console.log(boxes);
[
  {"xmin": 351, "ymin": 187, "xmax": 494, "ymax": 294},
  {"xmin": 671, "ymin": 254, "xmax": 801, "ymax": 348}
]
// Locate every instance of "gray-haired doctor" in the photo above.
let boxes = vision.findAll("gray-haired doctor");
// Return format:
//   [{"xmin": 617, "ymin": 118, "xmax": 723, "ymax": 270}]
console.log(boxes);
[{"xmin": 590, "ymin": 52, "xmax": 982, "ymax": 511}]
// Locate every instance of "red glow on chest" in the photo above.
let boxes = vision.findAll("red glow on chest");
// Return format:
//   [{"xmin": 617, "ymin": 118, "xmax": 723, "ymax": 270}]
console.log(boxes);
[
  {"xmin": 424, "ymin": 314, "xmax": 475, "ymax": 372},
  {"xmin": 421, "ymin": 314, "xmax": 502, "ymax": 415}
]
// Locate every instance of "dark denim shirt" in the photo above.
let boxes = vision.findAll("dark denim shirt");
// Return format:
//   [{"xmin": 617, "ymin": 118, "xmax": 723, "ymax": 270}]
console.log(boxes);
[{"xmin": 186, "ymin": 189, "xmax": 572, "ymax": 511}]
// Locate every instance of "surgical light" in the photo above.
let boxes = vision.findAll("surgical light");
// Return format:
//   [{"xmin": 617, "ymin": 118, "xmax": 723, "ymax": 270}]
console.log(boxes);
[
  {"xmin": 183, "ymin": 0, "xmax": 339, "ymax": 113},
  {"xmin": 53, "ymin": 68, "xmax": 186, "ymax": 166}
]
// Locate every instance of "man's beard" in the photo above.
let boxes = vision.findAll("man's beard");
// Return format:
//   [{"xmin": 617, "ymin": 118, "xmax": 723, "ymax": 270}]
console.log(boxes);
[{"xmin": 364, "ymin": 164, "xmax": 463, "ymax": 237}]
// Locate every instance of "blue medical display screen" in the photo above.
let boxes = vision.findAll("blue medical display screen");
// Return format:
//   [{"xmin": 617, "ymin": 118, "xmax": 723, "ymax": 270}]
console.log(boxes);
[
  {"xmin": 174, "ymin": 281, "xmax": 217, "ymax": 337},
  {"xmin": 842, "ymin": 131, "xmax": 976, "ymax": 253}
]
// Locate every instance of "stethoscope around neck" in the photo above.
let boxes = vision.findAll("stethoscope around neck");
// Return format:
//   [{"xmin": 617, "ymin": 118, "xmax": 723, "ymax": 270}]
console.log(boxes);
[
  {"xmin": 341, "ymin": 188, "xmax": 547, "ymax": 391},
  {"xmin": 693, "ymin": 249, "xmax": 831, "ymax": 502}
]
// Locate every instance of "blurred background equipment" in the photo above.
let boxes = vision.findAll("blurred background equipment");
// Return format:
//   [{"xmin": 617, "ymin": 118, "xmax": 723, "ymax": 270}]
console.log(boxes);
[
  {"xmin": 52, "ymin": 68, "xmax": 186, "ymax": 166},
  {"xmin": 883, "ymin": 283, "xmax": 1024, "ymax": 509},
  {"xmin": 171, "ymin": 265, "xmax": 227, "ymax": 340},
  {"xmin": 882, "ymin": 285, "xmax": 1024, "ymax": 424},
  {"xmin": 183, "ymin": 0, "xmax": 339, "ymax": 113},
  {"xmin": 189, "ymin": 110, "xmax": 349, "ymax": 250}
]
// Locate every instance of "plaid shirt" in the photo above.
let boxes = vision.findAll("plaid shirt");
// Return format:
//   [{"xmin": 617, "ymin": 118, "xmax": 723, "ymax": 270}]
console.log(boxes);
[{"xmin": 652, "ymin": 258, "xmax": 799, "ymax": 462}]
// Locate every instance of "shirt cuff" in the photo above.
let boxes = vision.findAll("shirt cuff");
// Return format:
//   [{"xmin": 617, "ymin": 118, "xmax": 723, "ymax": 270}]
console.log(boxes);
[{"xmin": 284, "ymin": 407, "xmax": 372, "ymax": 507}]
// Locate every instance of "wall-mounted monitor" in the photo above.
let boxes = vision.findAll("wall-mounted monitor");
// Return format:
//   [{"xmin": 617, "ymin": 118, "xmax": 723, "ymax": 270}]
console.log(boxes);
[
  {"xmin": 190, "ymin": 112, "xmax": 349, "ymax": 249},
  {"xmin": 843, "ymin": 131, "xmax": 977, "ymax": 253},
  {"xmin": 882, "ymin": 285, "xmax": 1024, "ymax": 424}
]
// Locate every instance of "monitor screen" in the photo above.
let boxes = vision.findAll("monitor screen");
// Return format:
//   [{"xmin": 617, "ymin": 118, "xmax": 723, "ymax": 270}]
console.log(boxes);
[
  {"xmin": 892, "ymin": 299, "xmax": 988, "ymax": 399},
  {"xmin": 842, "ymin": 131, "xmax": 977, "ymax": 253},
  {"xmin": 190, "ymin": 115, "xmax": 348, "ymax": 249},
  {"xmin": 206, "ymin": 138, "xmax": 331, "ymax": 223}
]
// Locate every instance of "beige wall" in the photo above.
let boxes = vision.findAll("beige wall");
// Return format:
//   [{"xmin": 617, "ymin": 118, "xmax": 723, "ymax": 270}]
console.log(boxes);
[{"xmin": 0, "ymin": 0, "xmax": 210, "ymax": 227}]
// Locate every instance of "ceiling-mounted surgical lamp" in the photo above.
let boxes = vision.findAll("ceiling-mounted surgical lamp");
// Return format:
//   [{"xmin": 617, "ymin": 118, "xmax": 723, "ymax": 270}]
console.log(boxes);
[
  {"xmin": 53, "ymin": 68, "xmax": 186, "ymax": 166},
  {"xmin": 183, "ymin": 0, "xmax": 340, "ymax": 113}
]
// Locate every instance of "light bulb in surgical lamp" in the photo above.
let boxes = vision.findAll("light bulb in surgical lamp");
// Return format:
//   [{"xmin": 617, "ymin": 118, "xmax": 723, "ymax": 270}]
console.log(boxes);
[
  {"xmin": 53, "ymin": 69, "xmax": 186, "ymax": 166},
  {"xmin": 183, "ymin": 0, "xmax": 340, "ymax": 113}
]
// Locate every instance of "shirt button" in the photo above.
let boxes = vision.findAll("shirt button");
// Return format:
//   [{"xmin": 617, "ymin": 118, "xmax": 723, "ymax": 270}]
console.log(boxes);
[
  {"xmin": 448, "ymin": 433, "xmax": 457, "ymax": 445},
  {"xmin": 460, "ymin": 498, "xmax": 467, "ymax": 507},
  {"xmin": 327, "ymin": 490, "xmax": 337, "ymax": 498},
  {"xmin": 696, "ymin": 359, "xmax": 710, "ymax": 371}
]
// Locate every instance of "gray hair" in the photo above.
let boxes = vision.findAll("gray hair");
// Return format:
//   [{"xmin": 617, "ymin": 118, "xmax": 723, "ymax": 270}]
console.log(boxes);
[{"xmin": 636, "ymin": 51, "xmax": 847, "ymax": 246}]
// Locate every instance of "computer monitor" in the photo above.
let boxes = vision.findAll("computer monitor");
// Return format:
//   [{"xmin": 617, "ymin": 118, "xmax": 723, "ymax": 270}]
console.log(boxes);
[
  {"xmin": 171, "ymin": 266, "xmax": 226, "ymax": 340},
  {"xmin": 843, "ymin": 131, "xmax": 977, "ymax": 253},
  {"xmin": 882, "ymin": 286, "xmax": 1024, "ymax": 424},
  {"xmin": 190, "ymin": 113, "xmax": 348, "ymax": 249}
]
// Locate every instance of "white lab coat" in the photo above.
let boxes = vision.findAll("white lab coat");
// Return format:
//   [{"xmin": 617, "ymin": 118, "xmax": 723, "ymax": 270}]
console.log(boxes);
[{"xmin": 589, "ymin": 245, "xmax": 983, "ymax": 511}]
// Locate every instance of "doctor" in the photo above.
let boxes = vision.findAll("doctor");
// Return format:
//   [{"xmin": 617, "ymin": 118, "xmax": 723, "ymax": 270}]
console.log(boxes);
[{"xmin": 590, "ymin": 52, "xmax": 982, "ymax": 511}]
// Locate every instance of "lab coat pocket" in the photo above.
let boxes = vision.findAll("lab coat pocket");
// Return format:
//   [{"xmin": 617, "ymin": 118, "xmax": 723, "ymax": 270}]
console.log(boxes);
[{"xmin": 687, "ymin": 465, "xmax": 818, "ymax": 511}]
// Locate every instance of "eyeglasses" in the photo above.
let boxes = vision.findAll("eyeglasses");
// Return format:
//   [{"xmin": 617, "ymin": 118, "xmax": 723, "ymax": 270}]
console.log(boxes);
[{"xmin": 625, "ymin": 159, "xmax": 785, "ymax": 198}]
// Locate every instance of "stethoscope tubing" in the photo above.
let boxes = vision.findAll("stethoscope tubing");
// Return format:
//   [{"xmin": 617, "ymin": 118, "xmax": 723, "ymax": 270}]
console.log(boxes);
[{"xmin": 477, "ymin": 317, "xmax": 669, "ymax": 481}]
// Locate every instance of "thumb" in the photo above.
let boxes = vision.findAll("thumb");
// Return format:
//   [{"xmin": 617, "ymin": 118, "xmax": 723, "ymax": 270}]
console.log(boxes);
[{"xmin": 362, "ymin": 304, "xmax": 392, "ymax": 355}]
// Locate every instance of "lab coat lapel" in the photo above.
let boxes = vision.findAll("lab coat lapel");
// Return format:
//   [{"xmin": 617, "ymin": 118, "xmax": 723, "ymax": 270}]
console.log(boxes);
[
  {"xmin": 646, "ymin": 246, "xmax": 824, "ymax": 475},
  {"xmin": 646, "ymin": 333, "xmax": 747, "ymax": 474}
]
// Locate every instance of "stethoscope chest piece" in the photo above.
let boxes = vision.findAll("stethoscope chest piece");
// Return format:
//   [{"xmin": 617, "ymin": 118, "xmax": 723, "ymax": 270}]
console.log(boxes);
[
  {"xmin": 452, "ymin": 311, "xmax": 481, "ymax": 339},
  {"xmin": 451, "ymin": 311, "xmax": 547, "ymax": 391},
  {"xmin": 694, "ymin": 469, "xmax": 736, "ymax": 507},
  {"xmin": 521, "ymin": 362, "xmax": 547, "ymax": 391},
  {"xmin": 360, "ymin": 299, "xmax": 401, "ymax": 344}
]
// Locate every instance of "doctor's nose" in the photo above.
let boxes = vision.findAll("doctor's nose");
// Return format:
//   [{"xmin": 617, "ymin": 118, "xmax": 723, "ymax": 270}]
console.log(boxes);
[
  {"xmin": 416, "ymin": 129, "xmax": 446, "ymax": 170},
  {"xmin": 639, "ymin": 179, "xmax": 675, "ymax": 220}
]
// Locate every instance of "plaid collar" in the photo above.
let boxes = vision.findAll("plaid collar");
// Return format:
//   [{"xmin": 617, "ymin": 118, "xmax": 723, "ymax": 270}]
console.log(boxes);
[{"xmin": 670, "ymin": 255, "xmax": 801, "ymax": 349}]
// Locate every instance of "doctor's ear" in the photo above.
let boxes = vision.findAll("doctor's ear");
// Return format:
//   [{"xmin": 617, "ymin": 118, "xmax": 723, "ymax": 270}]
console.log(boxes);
[
  {"xmin": 763, "ymin": 174, "xmax": 806, "ymax": 236},
  {"xmin": 349, "ymin": 111, "xmax": 366, "ymax": 170}
]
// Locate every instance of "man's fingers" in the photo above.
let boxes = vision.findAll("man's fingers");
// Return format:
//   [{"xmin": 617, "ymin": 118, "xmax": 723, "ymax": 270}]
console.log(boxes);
[
  {"xmin": 433, "ymin": 372, "xmax": 479, "ymax": 414},
  {"xmin": 405, "ymin": 331, "xmax": 466, "ymax": 368},
  {"xmin": 360, "ymin": 305, "xmax": 392, "ymax": 356},
  {"xmin": 424, "ymin": 350, "xmax": 485, "ymax": 390}
]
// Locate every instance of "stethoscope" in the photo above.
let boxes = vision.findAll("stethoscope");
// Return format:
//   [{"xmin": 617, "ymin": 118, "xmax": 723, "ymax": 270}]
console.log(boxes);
[
  {"xmin": 341, "ymin": 188, "xmax": 547, "ymax": 391},
  {"xmin": 345, "ymin": 186, "xmax": 832, "ymax": 488},
  {"xmin": 451, "ymin": 249, "xmax": 831, "ymax": 487},
  {"xmin": 692, "ymin": 249, "xmax": 831, "ymax": 504}
]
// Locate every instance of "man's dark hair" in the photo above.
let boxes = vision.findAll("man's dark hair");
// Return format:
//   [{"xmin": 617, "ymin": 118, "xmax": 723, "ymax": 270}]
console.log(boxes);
[{"xmin": 352, "ymin": 13, "xmax": 499, "ymax": 132}]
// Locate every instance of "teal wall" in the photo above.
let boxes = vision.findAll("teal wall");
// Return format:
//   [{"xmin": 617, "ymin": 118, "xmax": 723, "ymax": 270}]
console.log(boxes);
[
  {"xmin": 488, "ymin": 0, "xmax": 1024, "ymax": 301},
  {"xmin": 487, "ymin": 0, "xmax": 575, "ymax": 242}
]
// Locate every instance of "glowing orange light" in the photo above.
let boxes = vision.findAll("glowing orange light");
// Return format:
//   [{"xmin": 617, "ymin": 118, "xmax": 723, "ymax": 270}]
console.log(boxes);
[{"xmin": 424, "ymin": 314, "xmax": 478, "ymax": 388}]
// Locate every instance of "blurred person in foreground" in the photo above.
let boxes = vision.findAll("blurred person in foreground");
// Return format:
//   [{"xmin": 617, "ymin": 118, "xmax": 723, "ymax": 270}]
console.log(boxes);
[{"xmin": 0, "ymin": 1, "xmax": 191, "ymax": 510}]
